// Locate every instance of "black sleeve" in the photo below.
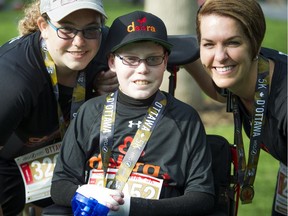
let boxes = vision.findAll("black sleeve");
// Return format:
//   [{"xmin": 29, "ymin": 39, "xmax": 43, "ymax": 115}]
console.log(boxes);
[
  {"xmin": 130, "ymin": 191, "xmax": 214, "ymax": 216},
  {"xmin": 51, "ymin": 180, "xmax": 78, "ymax": 206},
  {"xmin": 51, "ymin": 181, "xmax": 215, "ymax": 215}
]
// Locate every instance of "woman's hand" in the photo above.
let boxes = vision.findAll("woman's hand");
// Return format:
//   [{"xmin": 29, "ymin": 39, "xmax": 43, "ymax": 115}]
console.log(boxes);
[{"xmin": 93, "ymin": 70, "xmax": 119, "ymax": 95}]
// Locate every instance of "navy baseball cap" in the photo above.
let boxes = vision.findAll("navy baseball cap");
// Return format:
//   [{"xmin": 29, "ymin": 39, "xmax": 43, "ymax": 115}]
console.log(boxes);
[{"xmin": 105, "ymin": 11, "xmax": 173, "ymax": 54}]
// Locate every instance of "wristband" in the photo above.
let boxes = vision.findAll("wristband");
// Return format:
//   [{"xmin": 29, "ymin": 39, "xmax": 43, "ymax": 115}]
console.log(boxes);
[{"xmin": 72, "ymin": 192, "xmax": 110, "ymax": 216}]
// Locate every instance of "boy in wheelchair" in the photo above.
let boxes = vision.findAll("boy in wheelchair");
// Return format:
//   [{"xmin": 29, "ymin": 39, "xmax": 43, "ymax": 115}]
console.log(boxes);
[{"xmin": 49, "ymin": 10, "xmax": 216, "ymax": 216}]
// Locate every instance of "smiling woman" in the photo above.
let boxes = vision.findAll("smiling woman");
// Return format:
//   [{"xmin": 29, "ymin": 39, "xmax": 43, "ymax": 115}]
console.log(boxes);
[
  {"xmin": 185, "ymin": 1, "xmax": 287, "ymax": 216},
  {"xmin": 199, "ymin": 14, "xmax": 258, "ymax": 95},
  {"xmin": 0, "ymin": 0, "xmax": 114, "ymax": 215}
]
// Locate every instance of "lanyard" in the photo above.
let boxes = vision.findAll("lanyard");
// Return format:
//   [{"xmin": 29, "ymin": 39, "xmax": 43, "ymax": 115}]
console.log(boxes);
[
  {"xmin": 41, "ymin": 40, "xmax": 86, "ymax": 138},
  {"xmin": 100, "ymin": 90, "xmax": 167, "ymax": 190},
  {"xmin": 232, "ymin": 56, "xmax": 270, "ymax": 204},
  {"xmin": 100, "ymin": 91, "xmax": 118, "ymax": 187}
]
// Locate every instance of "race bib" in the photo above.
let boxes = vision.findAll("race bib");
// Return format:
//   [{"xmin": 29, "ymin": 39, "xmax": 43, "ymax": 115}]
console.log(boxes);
[
  {"xmin": 275, "ymin": 163, "xmax": 287, "ymax": 214},
  {"xmin": 89, "ymin": 168, "xmax": 163, "ymax": 199},
  {"xmin": 15, "ymin": 142, "xmax": 61, "ymax": 203}
]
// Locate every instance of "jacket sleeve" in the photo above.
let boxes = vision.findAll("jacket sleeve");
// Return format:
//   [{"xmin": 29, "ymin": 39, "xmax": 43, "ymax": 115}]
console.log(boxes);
[{"xmin": 130, "ymin": 191, "xmax": 214, "ymax": 216}]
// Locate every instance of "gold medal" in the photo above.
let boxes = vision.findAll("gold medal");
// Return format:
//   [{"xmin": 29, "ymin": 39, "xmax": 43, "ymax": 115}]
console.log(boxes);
[{"xmin": 240, "ymin": 185, "xmax": 254, "ymax": 204}]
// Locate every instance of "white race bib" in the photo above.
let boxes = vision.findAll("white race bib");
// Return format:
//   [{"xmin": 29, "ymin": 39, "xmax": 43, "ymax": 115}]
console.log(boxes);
[
  {"xmin": 15, "ymin": 142, "xmax": 61, "ymax": 203},
  {"xmin": 89, "ymin": 168, "xmax": 163, "ymax": 199},
  {"xmin": 275, "ymin": 163, "xmax": 288, "ymax": 214}
]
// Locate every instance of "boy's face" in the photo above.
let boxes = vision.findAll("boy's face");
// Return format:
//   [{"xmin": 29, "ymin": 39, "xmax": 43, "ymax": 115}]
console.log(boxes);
[{"xmin": 109, "ymin": 41, "xmax": 168, "ymax": 100}]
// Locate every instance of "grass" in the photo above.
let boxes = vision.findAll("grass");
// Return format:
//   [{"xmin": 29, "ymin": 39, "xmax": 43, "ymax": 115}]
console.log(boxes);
[
  {"xmin": 206, "ymin": 124, "xmax": 279, "ymax": 216},
  {"xmin": 0, "ymin": 10, "xmax": 23, "ymax": 44},
  {"xmin": 0, "ymin": 1, "xmax": 286, "ymax": 215},
  {"xmin": 263, "ymin": 19, "xmax": 288, "ymax": 53},
  {"xmin": 104, "ymin": 0, "xmax": 143, "ymax": 26}
]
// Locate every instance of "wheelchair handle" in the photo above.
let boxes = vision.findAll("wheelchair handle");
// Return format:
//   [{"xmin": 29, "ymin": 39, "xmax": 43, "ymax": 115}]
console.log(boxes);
[{"xmin": 167, "ymin": 34, "xmax": 199, "ymax": 71}]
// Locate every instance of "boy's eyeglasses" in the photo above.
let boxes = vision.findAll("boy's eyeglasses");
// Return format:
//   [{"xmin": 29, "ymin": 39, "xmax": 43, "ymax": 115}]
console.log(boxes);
[
  {"xmin": 115, "ymin": 54, "xmax": 165, "ymax": 66},
  {"xmin": 47, "ymin": 20, "xmax": 102, "ymax": 40}
]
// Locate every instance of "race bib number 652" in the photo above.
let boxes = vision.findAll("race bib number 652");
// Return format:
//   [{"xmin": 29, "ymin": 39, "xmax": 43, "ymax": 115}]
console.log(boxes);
[{"xmin": 89, "ymin": 168, "xmax": 163, "ymax": 200}]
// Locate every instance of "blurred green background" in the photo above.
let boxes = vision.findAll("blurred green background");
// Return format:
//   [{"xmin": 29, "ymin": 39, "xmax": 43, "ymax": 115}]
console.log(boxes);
[
  {"xmin": 0, "ymin": 0, "xmax": 287, "ymax": 53},
  {"xmin": 0, "ymin": 0, "xmax": 286, "ymax": 215}
]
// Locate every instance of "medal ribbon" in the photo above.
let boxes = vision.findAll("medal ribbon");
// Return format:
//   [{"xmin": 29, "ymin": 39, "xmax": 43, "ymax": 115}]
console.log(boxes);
[
  {"xmin": 100, "ymin": 91, "xmax": 118, "ymax": 187},
  {"xmin": 100, "ymin": 90, "xmax": 167, "ymax": 190},
  {"xmin": 233, "ymin": 56, "xmax": 270, "ymax": 204},
  {"xmin": 41, "ymin": 40, "xmax": 86, "ymax": 138}
]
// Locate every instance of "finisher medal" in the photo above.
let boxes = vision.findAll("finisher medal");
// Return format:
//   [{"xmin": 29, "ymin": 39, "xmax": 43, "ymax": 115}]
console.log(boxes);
[{"xmin": 240, "ymin": 185, "xmax": 255, "ymax": 204}]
